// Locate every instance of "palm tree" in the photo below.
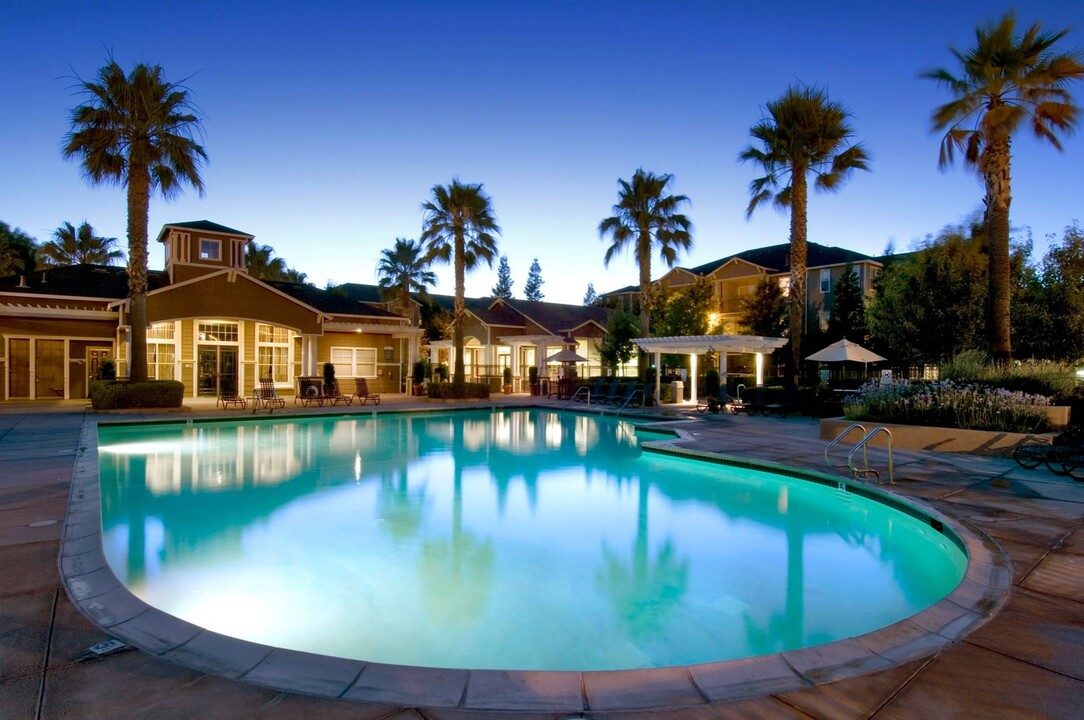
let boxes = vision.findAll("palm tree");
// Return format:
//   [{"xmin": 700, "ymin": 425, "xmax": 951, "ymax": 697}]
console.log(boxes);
[
  {"xmin": 38, "ymin": 221, "xmax": 124, "ymax": 267},
  {"xmin": 245, "ymin": 243, "xmax": 289, "ymax": 280},
  {"xmin": 376, "ymin": 237, "xmax": 437, "ymax": 321},
  {"xmin": 420, "ymin": 180, "xmax": 500, "ymax": 384},
  {"xmin": 740, "ymin": 86, "xmax": 870, "ymax": 382},
  {"xmin": 63, "ymin": 58, "xmax": 206, "ymax": 383},
  {"xmin": 923, "ymin": 13, "xmax": 1083, "ymax": 363},
  {"xmin": 599, "ymin": 169, "xmax": 693, "ymax": 355}
]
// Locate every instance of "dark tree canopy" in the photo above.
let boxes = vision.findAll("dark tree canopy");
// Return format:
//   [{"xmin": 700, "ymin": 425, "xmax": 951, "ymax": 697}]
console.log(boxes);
[
  {"xmin": 826, "ymin": 263, "xmax": 867, "ymax": 342},
  {"xmin": 0, "ymin": 221, "xmax": 38, "ymax": 276},
  {"xmin": 651, "ymin": 277, "xmax": 713, "ymax": 338},
  {"xmin": 597, "ymin": 309, "xmax": 640, "ymax": 371},
  {"xmin": 740, "ymin": 276, "xmax": 788, "ymax": 338},
  {"xmin": 583, "ymin": 282, "xmax": 599, "ymax": 306}
]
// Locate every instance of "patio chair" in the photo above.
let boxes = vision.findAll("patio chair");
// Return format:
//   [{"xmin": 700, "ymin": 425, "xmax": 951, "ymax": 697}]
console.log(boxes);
[
  {"xmin": 216, "ymin": 384, "xmax": 247, "ymax": 410},
  {"xmin": 641, "ymin": 381, "xmax": 657, "ymax": 407},
  {"xmin": 572, "ymin": 377, "xmax": 607, "ymax": 403},
  {"xmin": 696, "ymin": 386, "xmax": 729, "ymax": 414},
  {"xmin": 352, "ymin": 377, "xmax": 381, "ymax": 405},
  {"xmin": 252, "ymin": 377, "xmax": 286, "ymax": 414},
  {"xmin": 614, "ymin": 382, "xmax": 645, "ymax": 410},
  {"xmin": 600, "ymin": 379, "xmax": 628, "ymax": 405},
  {"xmin": 295, "ymin": 377, "xmax": 324, "ymax": 407},
  {"xmin": 323, "ymin": 378, "xmax": 353, "ymax": 406}
]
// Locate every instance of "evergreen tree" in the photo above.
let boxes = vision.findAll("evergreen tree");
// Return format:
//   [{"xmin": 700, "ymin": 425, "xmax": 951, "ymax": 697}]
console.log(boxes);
[
  {"xmin": 583, "ymin": 282, "xmax": 599, "ymax": 305},
  {"xmin": 597, "ymin": 309, "xmax": 639, "ymax": 372},
  {"xmin": 826, "ymin": 263, "xmax": 867, "ymax": 342},
  {"xmin": 651, "ymin": 277, "xmax": 713, "ymax": 337},
  {"xmin": 740, "ymin": 277, "xmax": 788, "ymax": 337},
  {"xmin": 492, "ymin": 255, "xmax": 514, "ymax": 298},
  {"xmin": 524, "ymin": 257, "xmax": 544, "ymax": 301}
]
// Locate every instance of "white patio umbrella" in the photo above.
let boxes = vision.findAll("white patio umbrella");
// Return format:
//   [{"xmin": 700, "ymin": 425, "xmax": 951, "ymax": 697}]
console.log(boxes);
[
  {"xmin": 805, "ymin": 339, "xmax": 886, "ymax": 364},
  {"xmin": 544, "ymin": 349, "xmax": 588, "ymax": 364}
]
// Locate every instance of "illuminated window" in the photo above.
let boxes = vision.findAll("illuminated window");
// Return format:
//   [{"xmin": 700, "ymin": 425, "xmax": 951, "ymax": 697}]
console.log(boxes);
[
  {"xmin": 199, "ymin": 238, "xmax": 221, "ymax": 261},
  {"xmin": 778, "ymin": 277, "xmax": 790, "ymax": 296},
  {"xmin": 820, "ymin": 268, "xmax": 831, "ymax": 293},
  {"xmin": 198, "ymin": 322, "xmax": 238, "ymax": 342},
  {"xmin": 147, "ymin": 322, "xmax": 176, "ymax": 380},
  {"xmin": 257, "ymin": 324, "xmax": 293, "ymax": 383},
  {"xmin": 330, "ymin": 347, "xmax": 377, "ymax": 378}
]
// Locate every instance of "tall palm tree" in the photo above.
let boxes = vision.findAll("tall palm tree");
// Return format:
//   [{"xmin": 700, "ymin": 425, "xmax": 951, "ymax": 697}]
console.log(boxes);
[
  {"xmin": 923, "ymin": 13, "xmax": 1083, "ymax": 363},
  {"xmin": 599, "ymin": 169, "xmax": 693, "ymax": 354},
  {"xmin": 740, "ymin": 86, "xmax": 870, "ymax": 382},
  {"xmin": 38, "ymin": 221, "xmax": 124, "ymax": 267},
  {"xmin": 376, "ymin": 237, "xmax": 437, "ymax": 321},
  {"xmin": 420, "ymin": 180, "xmax": 500, "ymax": 384},
  {"xmin": 63, "ymin": 58, "xmax": 206, "ymax": 382}
]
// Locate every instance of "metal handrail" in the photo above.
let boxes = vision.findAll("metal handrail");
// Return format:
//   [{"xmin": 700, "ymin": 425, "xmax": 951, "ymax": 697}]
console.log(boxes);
[
  {"xmin": 615, "ymin": 389, "xmax": 645, "ymax": 415},
  {"xmin": 848, "ymin": 427, "xmax": 894, "ymax": 484},
  {"xmin": 565, "ymin": 386, "xmax": 591, "ymax": 406},
  {"xmin": 825, "ymin": 423, "xmax": 867, "ymax": 470}
]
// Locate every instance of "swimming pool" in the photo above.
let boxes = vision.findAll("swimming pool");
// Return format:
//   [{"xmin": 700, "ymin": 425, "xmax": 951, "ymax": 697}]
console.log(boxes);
[{"xmin": 96, "ymin": 409, "xmax": 967, "ymax": 672}]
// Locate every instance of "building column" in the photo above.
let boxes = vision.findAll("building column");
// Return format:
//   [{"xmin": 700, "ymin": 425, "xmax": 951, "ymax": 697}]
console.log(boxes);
[
  {"xmin": 719, "ymin": 351, "xmax": 728, "ymax": 386},
  {"xmin": 653, "ymin": 350, "xmax": 662, "ymax": 405},
  {"xmin": 689, "ymin": 352, "xmax": 698, "ymax": 406},
  {"xmin": 755, "ymin": 352, "xmax": 765, "ymax": 387}
]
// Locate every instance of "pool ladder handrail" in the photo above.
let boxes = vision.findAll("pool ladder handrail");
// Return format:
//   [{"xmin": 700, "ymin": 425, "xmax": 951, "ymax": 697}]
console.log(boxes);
[
  {"xmin": 847, "ymin": 426, "xmax": 894, "ymax": 484},
  {"xmin": 825, "ymin": 423, "xmax": 867, "ymax": 470},
  {"xmin": 566, "ymin": 386, "xmax": 591, "ymax": 406},
  {"xmin": 615, "ymin": 388, "xmax": 646, "ymax": 415}
]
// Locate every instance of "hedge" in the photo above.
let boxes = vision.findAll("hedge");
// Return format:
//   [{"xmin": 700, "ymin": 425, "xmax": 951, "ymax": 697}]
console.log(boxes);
[
  {"xmin": 89, "ymin": 380, "xmax": 185, "ymax": 409},
  {"xmin": 427, "ymin": 381, "xmax": 490, "ymax": 400}
]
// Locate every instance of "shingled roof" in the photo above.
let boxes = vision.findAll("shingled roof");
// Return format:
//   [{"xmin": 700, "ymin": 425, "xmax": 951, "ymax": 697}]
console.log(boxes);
[
  {"xmin": 267, "ymin": 280, "xmax": 404, "ymax": 319},
  {"xmin": 155, "ymin": 220, "xmax": 254, "ymax": 241},
  {"xmin": 686, "ymin": 242, "xmax": 877, "ymax": 276},
  {"xmin": 0, "ymin": 264, "xmax": 168, "ymax": 299}
]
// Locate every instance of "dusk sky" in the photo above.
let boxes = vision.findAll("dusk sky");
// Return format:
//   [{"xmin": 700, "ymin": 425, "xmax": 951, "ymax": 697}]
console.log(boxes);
[{"xmin": 4, "ymin": 1, "xmax": 1083, "ymax": 304}]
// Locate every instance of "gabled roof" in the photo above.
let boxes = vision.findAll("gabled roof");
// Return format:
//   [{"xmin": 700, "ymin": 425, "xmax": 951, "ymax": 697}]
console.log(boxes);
[
  {"xmin": 337, "ymin": 283, "xmax": 388, "ymax": 304},
  {"xmin": 0, "ymin": 264, "xmax": 168, "ymax": 300},
  {"xmin": 155, "ymin": 220, "xmax": 254, "ymax": 242},
  {"xmin": 500, "ymin": 298, "xmax": 609, "ymax": 335},
  {"xmin": 267, "ymin": 281, "xmax": 404, "ymax": 319},
  {"xmin": 688, "ymin": 242, "xmax": 878, "ymax": 277}
]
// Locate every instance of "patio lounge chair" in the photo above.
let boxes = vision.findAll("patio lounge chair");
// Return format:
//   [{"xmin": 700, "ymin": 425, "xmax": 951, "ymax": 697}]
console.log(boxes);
[
  {"xmin": 598, "ymin": 379, "xmax": 627, "ymax": 405},
  {"xmin": 696, "ymin": 386, "xmax": 729, "ymax": 414},
  {"xmin": 641, "ymin": 381, "xmax": 657, "ymax": 407},
  {"xmin": 614, "ymin": 382, "xmax": 645, "ymax": 409},
  {"xmin": 216, "ymin": 385, "xmax": 247, "ymax": 409},
  {"xmin": 352, "ymin": 377, "xmax": 381, "ymax": 405},
  {"xmin": 295, "ymin": 377, "xmax": 324, "ymax": 407},
  {"xmin": 572, "ymin": 377, "xmax": 608, "ymax": 403},
  {"xmin": 253, "ymin": 378, "xmax": 286, "ymax": 413},
  {"xmin": 323, "ymin": 378, "xmax": 353, "ymax": 406}
]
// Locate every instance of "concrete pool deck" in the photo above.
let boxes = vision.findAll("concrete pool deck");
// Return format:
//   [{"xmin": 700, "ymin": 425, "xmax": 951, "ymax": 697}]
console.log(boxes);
[{"xmin": 2, "ymin": 395, "xmax": 1082, "ymax": 718}]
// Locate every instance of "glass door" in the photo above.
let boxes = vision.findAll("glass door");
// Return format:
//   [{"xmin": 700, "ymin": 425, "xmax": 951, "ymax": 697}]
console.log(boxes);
[{"xmin": 197, "ymin": 346, "xmax": 239, "ymax": 397}]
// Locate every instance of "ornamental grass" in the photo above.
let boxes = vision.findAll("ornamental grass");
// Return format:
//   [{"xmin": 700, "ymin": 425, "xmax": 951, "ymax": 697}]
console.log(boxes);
[{"xmin": 844, "ymin": 379, "xmax": 1051, "ymax": 433}]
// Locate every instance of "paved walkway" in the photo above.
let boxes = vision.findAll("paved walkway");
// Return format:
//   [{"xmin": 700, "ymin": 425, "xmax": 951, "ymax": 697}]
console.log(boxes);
[{"xmin": 1, "ymin": 396, "xmax": 1082, "ymax": 719}]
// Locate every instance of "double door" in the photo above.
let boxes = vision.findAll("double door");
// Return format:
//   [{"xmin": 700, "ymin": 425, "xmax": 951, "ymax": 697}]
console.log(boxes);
[{"xmin": 197, "ymin": 346, "xmax": 239, "ymax": 397}]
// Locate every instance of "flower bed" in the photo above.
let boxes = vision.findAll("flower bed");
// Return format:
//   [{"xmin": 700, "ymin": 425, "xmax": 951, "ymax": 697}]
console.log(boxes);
[{"xmin": 843, "ymin": 379, "xmax": 1052, "ymax": 434}]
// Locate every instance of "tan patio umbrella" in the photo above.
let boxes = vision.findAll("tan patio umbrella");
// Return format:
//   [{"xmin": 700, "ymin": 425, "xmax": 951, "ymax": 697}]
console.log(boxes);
[
  {"xmin": 805, "ymin": 339, "xmax": 886, "ymax": 364},
  {"xmin": 545, "ymin": 349, "xmax": 587, "ymax": 380}
]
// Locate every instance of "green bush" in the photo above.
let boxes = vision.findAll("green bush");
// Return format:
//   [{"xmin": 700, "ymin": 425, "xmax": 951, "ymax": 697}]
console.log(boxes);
[
  {"xmin": 97, "ymin": 358, "xmax": 116, "ymax": 381},
  {"xmin": 704, "ymin": 368, "xmax": 721, "ymax": 397},
  {"xmin": 427, "ymin": 381, "xmax": 490, "ymax": 400},
  {"xmin": 89, "ymin": 380, "xmax": 185, "ymax": 409},
  {"xmin": 941, "ymin": 351, "xmax": 1082, "ymax": 403}
]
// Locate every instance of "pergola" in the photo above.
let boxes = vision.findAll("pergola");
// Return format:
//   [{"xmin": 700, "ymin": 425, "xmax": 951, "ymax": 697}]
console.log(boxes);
[{"xmin": 634, "ymin": 334, "xmax": 788, "ymax": 405}]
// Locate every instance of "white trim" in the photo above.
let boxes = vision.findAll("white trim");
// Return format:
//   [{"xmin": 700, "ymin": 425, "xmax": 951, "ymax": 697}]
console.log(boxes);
[{"xmin": 0, "ymin": 305, "xmax": 117, "ymax": 319}]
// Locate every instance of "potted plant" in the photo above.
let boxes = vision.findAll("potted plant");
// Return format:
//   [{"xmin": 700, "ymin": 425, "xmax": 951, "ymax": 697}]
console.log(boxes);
[
  {"xmin": 322, "ymin": 361, "xmax": 336, "ymax": 396},
  {"xmin": 412, "ymin": 359, "xmax": 428, "ymax": 395},
  {"xmin": 502, "ymin": 367, "xmax": 513, "ymax": 394},
  {"xmin": 528, "ymin": 366, "xmax": 539, "ymax": 395}
]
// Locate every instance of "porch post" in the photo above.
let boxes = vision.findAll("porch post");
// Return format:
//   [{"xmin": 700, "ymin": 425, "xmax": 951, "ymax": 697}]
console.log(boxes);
[
  {"xmin": 689, "ymin": 352, "xmax": 698, "ymax": 406},
  {"xmin": 755, "ymin": 352, "xmax": 764, "ymax": 386},
  {"xmin": 654, "ymin": 350, "xmax": 662, "ymax": 405}
]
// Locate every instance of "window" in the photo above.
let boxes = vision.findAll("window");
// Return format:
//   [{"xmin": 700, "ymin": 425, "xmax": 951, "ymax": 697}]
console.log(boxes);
[
  {"xmin": 198, "ymin": 322, "xmax": 238, "ymax": 343},
  {"xmin": 147, "ymin": 322, "xmax": 176, "ymax": 380},
  {"xmin": 820, "ymin": 268, "xmax": 831, "ymax": 293},
  {"xmin": 331, "ymin": 347, "xmax": 377, "ymax": 378},
  {"xmin": 256, "ymin": 324, "xmax": 293, "ymax": 383},
  {"xmin": 199, "ymin": 238, "xmax": 221, "ymax": 261}
]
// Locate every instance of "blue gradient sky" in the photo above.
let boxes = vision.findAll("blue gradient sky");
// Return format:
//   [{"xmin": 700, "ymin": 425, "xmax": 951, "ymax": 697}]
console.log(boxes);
[{"xmin": 4, "ymin": 1, "xmax": 1082, "ymax": 303}]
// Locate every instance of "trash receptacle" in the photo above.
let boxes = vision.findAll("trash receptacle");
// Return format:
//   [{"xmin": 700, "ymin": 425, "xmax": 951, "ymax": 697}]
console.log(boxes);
[{"xmin": 670, "ymin": 380, "xmax": 684, "ymax": 403}]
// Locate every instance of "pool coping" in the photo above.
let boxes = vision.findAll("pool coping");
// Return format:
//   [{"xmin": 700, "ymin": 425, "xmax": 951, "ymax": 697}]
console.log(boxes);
[{"xmin": 59, "ymin": 411, "xmax": 1012, "ymax": 712}]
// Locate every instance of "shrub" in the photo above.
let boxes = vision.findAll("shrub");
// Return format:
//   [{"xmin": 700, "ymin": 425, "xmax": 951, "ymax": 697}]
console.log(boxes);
[
  {"xmin": 941, "ymin": 351, "xmax": 1082, "ymax": 403},
  {"xmin": 427, "ymin": 381, "xmax": 490, "ymax": 400},
  {"xmin": 704, "ymin": 368, "xmax": 721, "ymax": 398},
  {"xmin": 322, "ymin": 361, "xmax": 336, "ymax": 387},
  {"xmin": 844, "ymin": 379, "xmax": 1051, "ymax": 433},
  {"xmin": 503, "ymin": 367, "xmax": 513, "ymax": 385},
  {"xmin": 97, "ymin": 358, "xmax": 116, "ymax": 381},
  {"xmin": 412, "ymin": 360, "xmax": 428, "ymax": 385},
  {"xmin": 89, "ymin": 380, "xmax": 185, "ymax": 409}
]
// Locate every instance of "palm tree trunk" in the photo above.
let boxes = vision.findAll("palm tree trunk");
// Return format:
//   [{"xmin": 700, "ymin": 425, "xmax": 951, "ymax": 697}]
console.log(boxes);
[
  {"xmin": 983, "ymin": 135, "xmax": 1013, "ymax": 364},
  {"xmin": 637, "ymin": 231, "xmax": 652, "ymax": 376},
  {"xmin": 788, "ymin": 170, "xmax": 808, "ymax": 385},
  {"xmin": 453, "ymin": 231, "xmax": 466, "ymax": 384},
  {"xmin": 127, "ymin": 164, "xmax": 151, "ymax": 383}
]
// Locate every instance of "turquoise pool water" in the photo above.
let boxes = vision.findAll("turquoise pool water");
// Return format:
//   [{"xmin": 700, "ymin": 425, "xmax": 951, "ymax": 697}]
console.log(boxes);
[{"xmin": 97, "ymin": 409, "xmax": 966, "ymax": 671}]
